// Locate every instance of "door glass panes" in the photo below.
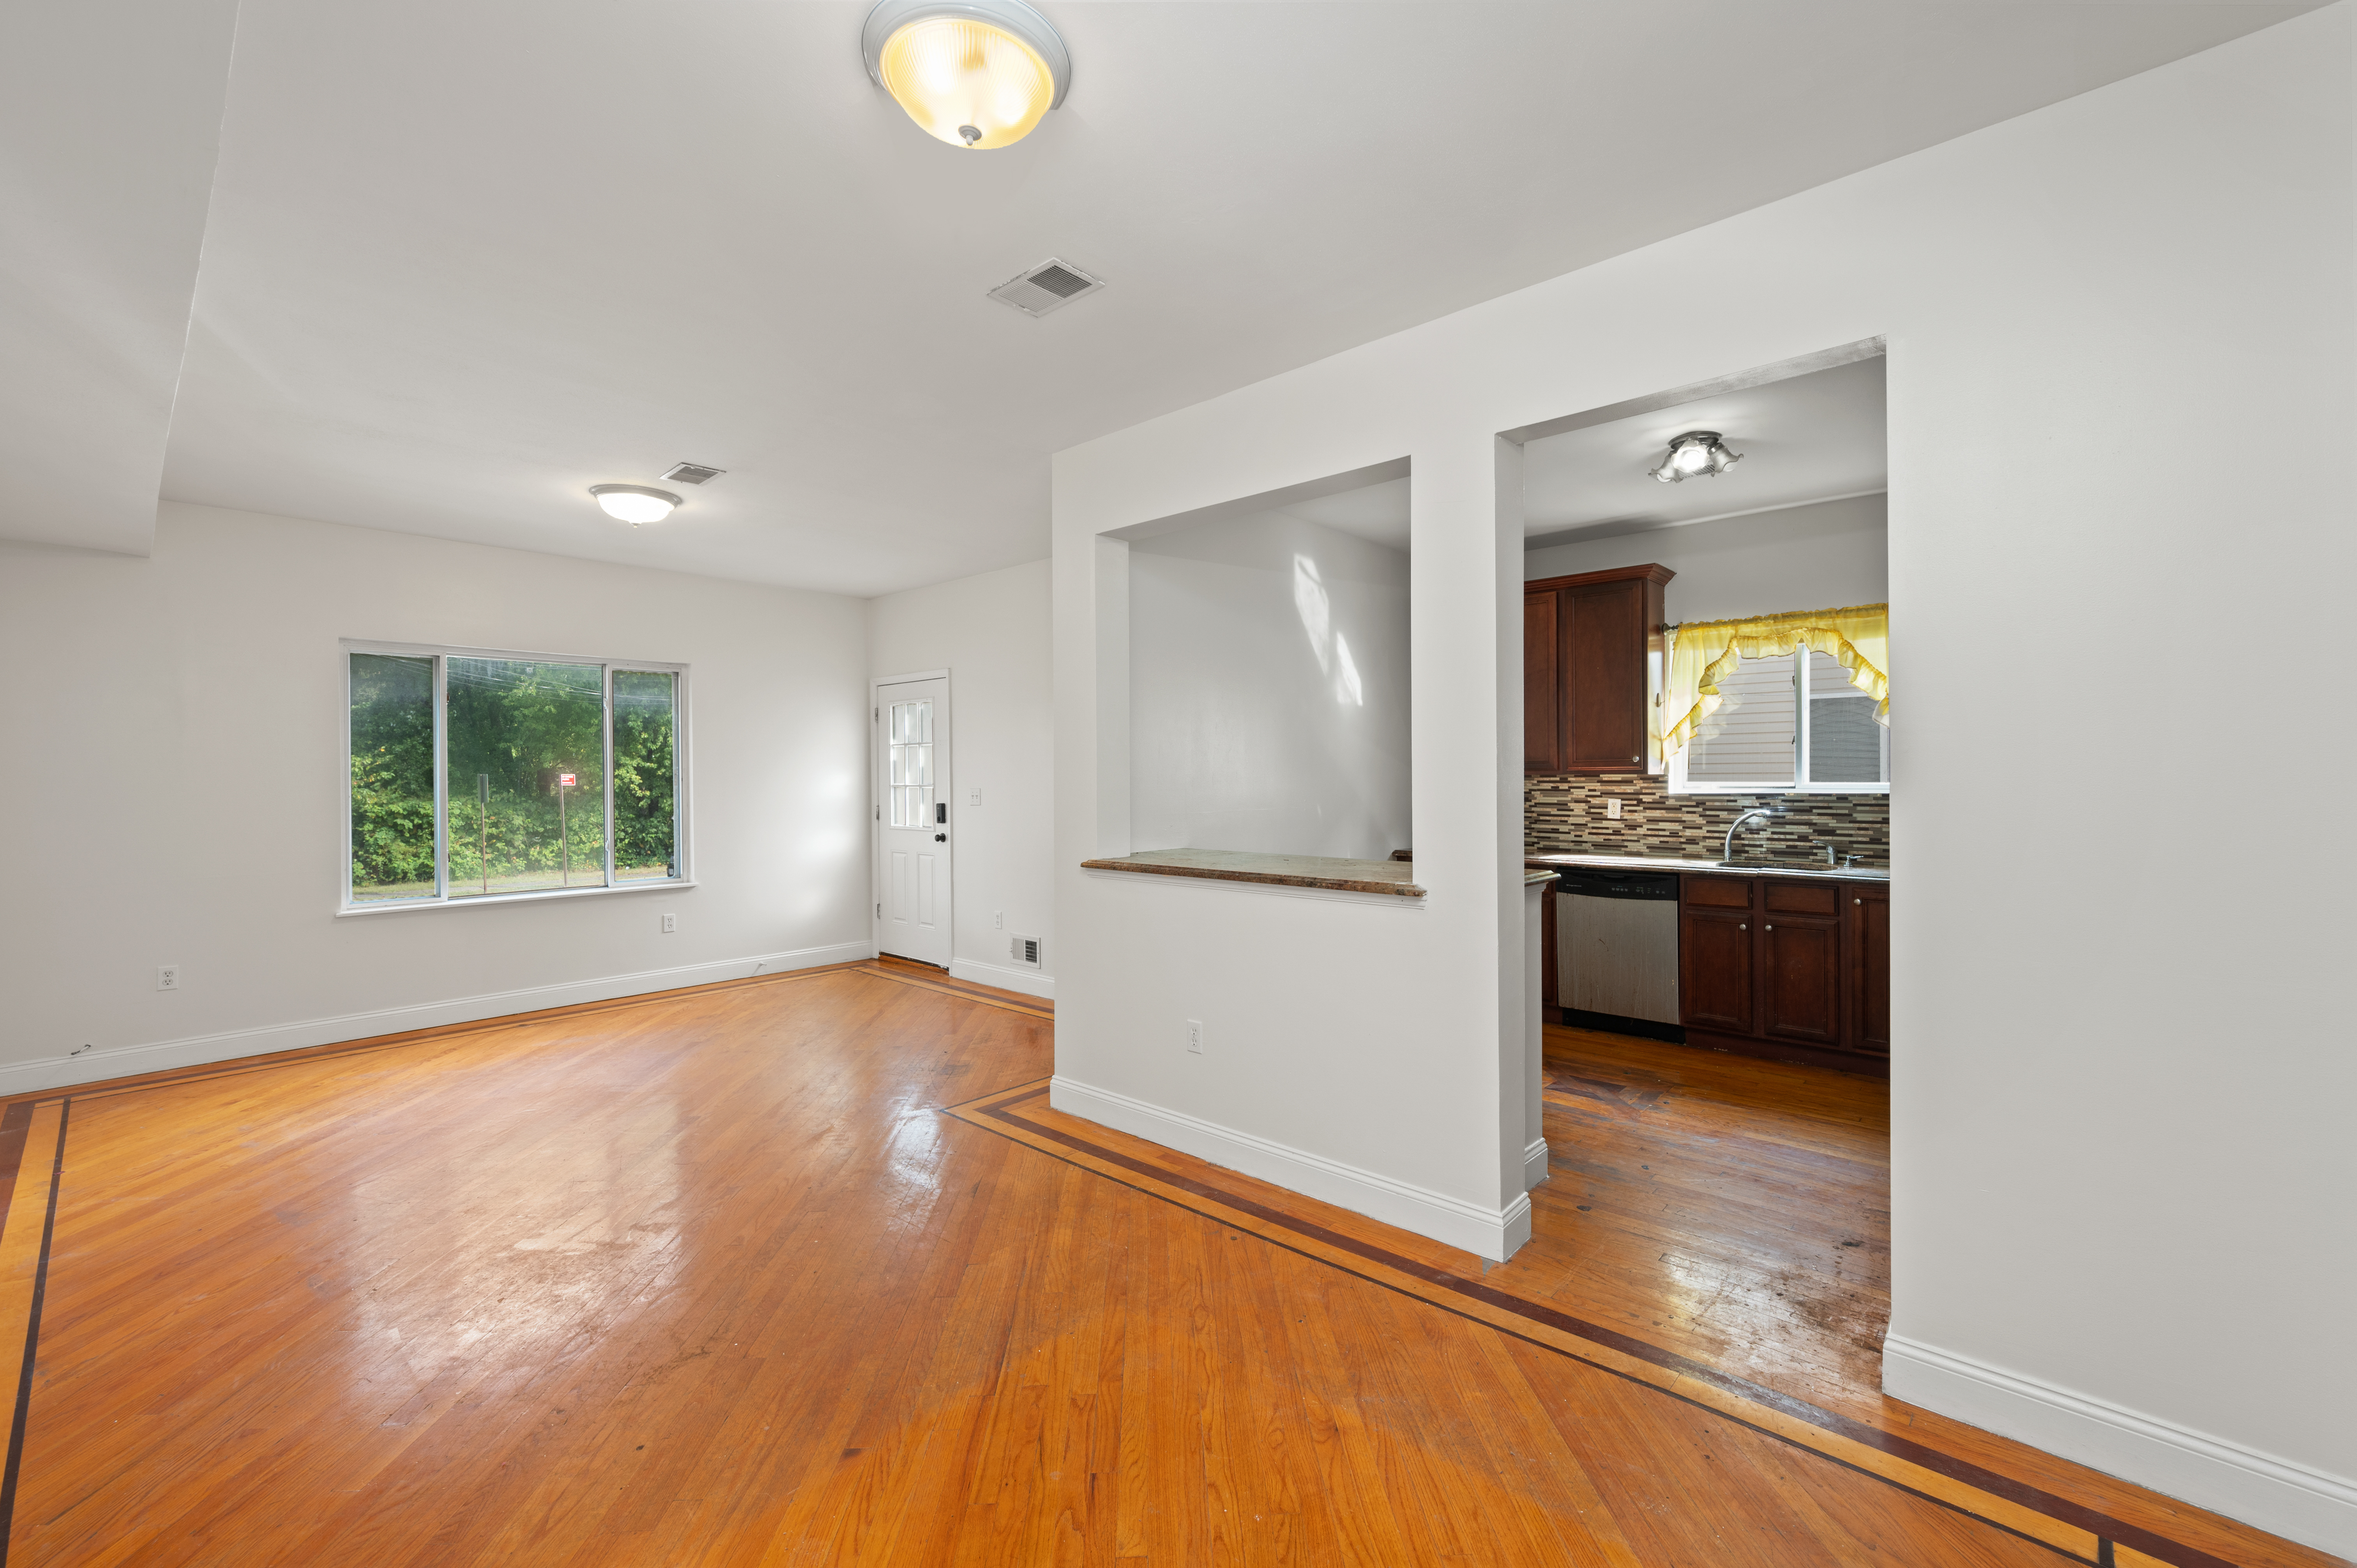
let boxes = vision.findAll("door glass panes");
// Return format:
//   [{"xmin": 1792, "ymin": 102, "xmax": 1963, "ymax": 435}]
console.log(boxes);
[
  {"xmin": 1806, "ymin": 650, "xmax": 1888, "ymax": 786},
  {"xmin": 445, "ymin": 658, "xmax": 608, "ymax": 897},
  {"xmin": 1685, "ymin": 653, "xmax": 1798, "ymax": 786},
  {"xmin": 888, "ymin": 699, "xmax": 934, "ymax": 828},
  {"xmin": 349, "ymin": 654, "xmax": 438, "ymax": 902},
  {"xmin": 613, "ymin": 671, "xmax": 679, "ymax": 882}
]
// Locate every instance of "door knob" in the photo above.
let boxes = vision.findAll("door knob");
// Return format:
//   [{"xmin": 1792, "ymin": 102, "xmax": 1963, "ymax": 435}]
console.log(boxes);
[{"xmin": 934, "ymin": 833, "xmax": 946, "ymax": 842}]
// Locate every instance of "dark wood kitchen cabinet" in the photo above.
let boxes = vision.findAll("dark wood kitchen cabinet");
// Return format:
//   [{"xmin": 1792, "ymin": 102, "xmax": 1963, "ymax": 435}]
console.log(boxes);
[
  {"xmin": 1523, "ymin": 588, "xmax": 1561, "ymax": 773},
  {"xmin": 1678, "ymin": 908, "xmax": 1755, "ymax": 1035},
  {"xmin": 1525, "ymin": 563, "xmax": 1673, "ymax": 774},
  {"xmin": 1848, "ymin": 883, "xmax": 1891, "ymax": 1053},
  {"xmin": 1678, "ymin": 874, "xmax": 1888, "ymax": 1075}
]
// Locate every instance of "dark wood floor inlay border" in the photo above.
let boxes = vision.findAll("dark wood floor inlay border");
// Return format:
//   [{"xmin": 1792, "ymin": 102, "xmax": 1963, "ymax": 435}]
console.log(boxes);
[
  {"xmin": 0, "ymin": 1100, "xmax": 67, "ymax": 1567},
  {"xmin": 944, "ymin": 1079, "xmax": 2233, "ymax": 1568}
]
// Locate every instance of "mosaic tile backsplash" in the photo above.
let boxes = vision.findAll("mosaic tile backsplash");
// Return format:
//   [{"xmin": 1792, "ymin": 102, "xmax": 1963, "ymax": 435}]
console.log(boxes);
[{"xmin": 1525, "ymin": 772, "xmax": 1889, "ymax": 867}]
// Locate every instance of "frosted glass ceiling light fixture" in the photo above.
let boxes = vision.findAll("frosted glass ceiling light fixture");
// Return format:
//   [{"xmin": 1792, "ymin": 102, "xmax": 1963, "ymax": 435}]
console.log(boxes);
[
  {"xmin": 1649, "ymin": 430, "xmax": 1743, "ymax": 484},
  {"xmin": 862, "ymin": 0, "xmax": 1069, "ymax": 150},
  {"xmin": 590, "ymin": 484, "xmax": 681, "ymax": 526}
]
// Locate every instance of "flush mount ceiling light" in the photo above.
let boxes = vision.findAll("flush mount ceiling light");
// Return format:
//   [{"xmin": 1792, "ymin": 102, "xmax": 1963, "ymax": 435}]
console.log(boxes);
[
  {"xmin": 589, "ymin": 484, "xmax": 682, "ymax": 526},
  {"xmin": 862, "ymin": 0, "xmax": 1070, "ymax": 150},
  {"xmin": 1648, "ymin": 430, "xmax": 1744, "ymax": 484}
]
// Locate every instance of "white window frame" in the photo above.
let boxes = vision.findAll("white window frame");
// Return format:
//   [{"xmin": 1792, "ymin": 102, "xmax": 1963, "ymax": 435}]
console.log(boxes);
[
  {"xmin": 1666, "ymin": 645, "xmax": 1889, "ymax": 796},
  {"xmin": 339, "ymin": 639, "xmax": 694, "ymax": 915}
]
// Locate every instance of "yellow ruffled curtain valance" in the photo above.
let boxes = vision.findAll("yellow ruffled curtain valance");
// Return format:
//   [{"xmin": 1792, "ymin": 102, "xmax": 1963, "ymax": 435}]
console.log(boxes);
[{"xmin": 1661, "ymin": 603, "xmax": 1889, "ymax": 759}]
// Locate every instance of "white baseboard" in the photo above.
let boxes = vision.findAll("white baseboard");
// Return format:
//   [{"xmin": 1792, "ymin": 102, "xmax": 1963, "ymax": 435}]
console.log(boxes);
[
  {"xmin": 1523, "ymin": 1137, "xmax": 1550, "ymax": 1191},
  {"xmin": 948, "ymin": 957, "xmax": 1054, "ymax": 999},
  {"xmin": 0, "ymin": 941, "xmax": 876, "ymax": 1099},
  {"xmin": 1049, "ymin": 1074, "xmax": 1532, "ymax": 1261},
  {"xmin": 1883, "ymin": 1334, "xmax": 2357, "ymax": 1557}
]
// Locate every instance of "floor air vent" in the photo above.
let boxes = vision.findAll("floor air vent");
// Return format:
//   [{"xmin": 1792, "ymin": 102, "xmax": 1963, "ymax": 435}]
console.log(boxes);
[
  {"xmin": 988, "ymin": 258, "xmax": 1104, "ymax": 318},
  {"xmin": 1009, "ymin": 934, "xmax": 1042, "ymax": 969}
]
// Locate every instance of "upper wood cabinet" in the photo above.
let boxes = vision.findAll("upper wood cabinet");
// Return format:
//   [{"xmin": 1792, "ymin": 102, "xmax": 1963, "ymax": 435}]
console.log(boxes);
[
  {"xmin": 1523, "ymin": 588, "xmax": 1561, "ymax": 773},
  {"xmin": 1525, "ymin": 564, "xmax": 1673, "ymax": 774}
]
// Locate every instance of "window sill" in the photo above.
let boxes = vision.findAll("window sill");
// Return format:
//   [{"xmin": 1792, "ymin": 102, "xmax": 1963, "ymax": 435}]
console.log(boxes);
[
  {"xmin": 338, "ymin": 880, "xmax": 695, "ymax": 917},
  {"xmin": 1668, "ymin": 784, "xmax": 1891, "ymax": 796}
]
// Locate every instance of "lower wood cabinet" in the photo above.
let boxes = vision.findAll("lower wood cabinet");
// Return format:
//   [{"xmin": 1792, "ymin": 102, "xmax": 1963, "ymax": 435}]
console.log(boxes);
[
  {"xmin": 1678, "ymin": 909, "xmax": 1755, "ymax": 1035},
  {"xmin": 1679, "ymin": 873, "xmax": 1888, "ymax": 1074},
  {"xmin": 1848, "ymin": 884, "xmax": 1891, "ymax": 1053},
  {"xmin": 1760, "ymin": 916, "xmax": 1841, "ymax": 1045}
]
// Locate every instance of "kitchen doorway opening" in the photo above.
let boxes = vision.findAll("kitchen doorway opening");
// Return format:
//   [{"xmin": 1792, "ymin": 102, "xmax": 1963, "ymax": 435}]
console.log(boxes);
[{"xmin": 1505, "ymin": 338, "xmax": 1894, "ymax": 1419}]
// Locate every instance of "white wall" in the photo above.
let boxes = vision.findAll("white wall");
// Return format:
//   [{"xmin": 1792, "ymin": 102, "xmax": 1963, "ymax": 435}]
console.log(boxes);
[
  {"xmin": 1051, "ymin": 8, "xmax": 2354, "ymax": 1552},
  {"xmin": 1524, "ymin": 492, "xmax": 1888, "ymax": 623},
  {"xmin": 0, "ymin": 503, "xmax": 874, "ymax": 1091},
  {"xmin": 1130, "ymin": 510, "xmax": 1411, "ymax": 862},
  {"xmin": 867, "ymin": 558, "xmax": 1056, "ymax": 998}
]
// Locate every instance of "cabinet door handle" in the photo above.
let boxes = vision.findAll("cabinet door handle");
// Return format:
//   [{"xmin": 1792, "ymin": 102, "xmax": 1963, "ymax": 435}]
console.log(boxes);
[
  {"xmin": 1765, "ymin": 923, "xmax": 1773, "ymax": 931},
  {"xmin": 1738, "ymin": 923, "xmax": 1746, "ymax": 931},
  {"xmin": 1855, "ymin": 897, "xmax": 1862, "ymax": 905}
]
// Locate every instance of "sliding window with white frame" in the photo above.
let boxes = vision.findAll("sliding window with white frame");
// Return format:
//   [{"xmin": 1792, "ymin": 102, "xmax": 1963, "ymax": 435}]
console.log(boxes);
[
  {"xmin": 343, "ymin": 641, "xmax": 690, "ymax": 911},
  {"xmin": 1669, "ymin": 647, "xmax": 1889, "ymax": 794}
]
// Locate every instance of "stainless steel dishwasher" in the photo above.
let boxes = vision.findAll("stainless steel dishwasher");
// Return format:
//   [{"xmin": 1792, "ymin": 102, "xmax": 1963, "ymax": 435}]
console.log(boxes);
[{"xmin": 1556, "ymin": 868, "xmax": 1683, "ymax": 1040}]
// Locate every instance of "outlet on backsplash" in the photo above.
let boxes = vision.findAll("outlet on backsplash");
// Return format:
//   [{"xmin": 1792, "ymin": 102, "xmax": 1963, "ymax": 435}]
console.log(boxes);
[{"xmin": 1526, "ymin": 772, "xmax": 1888, "ymax": 866}]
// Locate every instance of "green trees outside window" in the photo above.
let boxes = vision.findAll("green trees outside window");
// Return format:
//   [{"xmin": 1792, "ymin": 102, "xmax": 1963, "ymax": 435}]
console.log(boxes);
[
  {"xmin": 347, "ymin": 648, "xmax": 681, "ymax": 906},
  {"xmin": 349, "ymin": 654, "xmax": 437, "ymax": 901}
]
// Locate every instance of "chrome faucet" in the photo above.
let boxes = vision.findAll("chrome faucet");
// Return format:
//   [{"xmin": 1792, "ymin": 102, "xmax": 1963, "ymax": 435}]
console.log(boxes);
[{"xmin": 1723, "ymin": 807, "xmax": 1774, "ymax": 863}]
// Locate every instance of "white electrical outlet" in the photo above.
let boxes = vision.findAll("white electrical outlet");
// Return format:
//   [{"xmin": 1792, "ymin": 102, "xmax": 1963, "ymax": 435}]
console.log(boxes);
[
  {"xmin": 993, "ymin": 911, "xmax": 1004, "ymax": 929},
  {"xmin": 1186, "ymin": 1019, "xmax": 1203, "ymax": 1054},
  {"xmin": 661, "ymin": 913, "xmax": 677, "ymax": 934},
  {"xmin": 157, "ymin": 965, "xmax": 180, "ymax": 991},
  {"xmin": 969, "ymin": 788, "xmax": 982, "ymax": 807},
  {"xmin": 1605, "ymin": 798, "xmax": 1622, "ymax": 819}
]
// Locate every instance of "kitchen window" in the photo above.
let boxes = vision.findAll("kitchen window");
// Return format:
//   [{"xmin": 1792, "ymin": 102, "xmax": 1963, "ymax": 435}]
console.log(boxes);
[
  {"xmin": 1670, "ymin": 647, "xmax": 1890, "ymax": 795},
  {"xmin": 344, "ymin": 642, "xmax": 687, "ymax": 911}
]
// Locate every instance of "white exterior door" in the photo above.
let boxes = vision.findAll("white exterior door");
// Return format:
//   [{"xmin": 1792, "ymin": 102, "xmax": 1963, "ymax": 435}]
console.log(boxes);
[{"xmin": 875, "ymin": 676, "xmax": 952, "ymax": 966}]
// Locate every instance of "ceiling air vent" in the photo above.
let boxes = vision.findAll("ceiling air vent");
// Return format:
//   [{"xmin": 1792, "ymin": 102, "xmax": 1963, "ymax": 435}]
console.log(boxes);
[
  {"xmin": 662, "ymin": 462, "xmax": 726, "ymax": 485},
  {"xmin": 988, "ymin": 258, "xmax": 1104, "ymax": 318}
]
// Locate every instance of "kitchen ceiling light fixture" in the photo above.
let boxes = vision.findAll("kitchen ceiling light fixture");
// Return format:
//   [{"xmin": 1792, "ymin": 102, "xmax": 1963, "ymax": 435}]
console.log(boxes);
[
  {"xmin": 1649, "ymin": 430, "xmax": 1743, "ymax": 484},
  {"xmin": 590, "ymin": 484, "xmax": 682, "ymax": 526},
  {"xmin": 862, "ymin": 0, "xmax": 1070, "ymax": 151}
]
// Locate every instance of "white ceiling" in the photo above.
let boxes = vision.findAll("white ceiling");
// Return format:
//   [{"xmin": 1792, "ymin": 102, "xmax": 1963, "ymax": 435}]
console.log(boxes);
[
  {"xmin": 0, "ymin": 0, "xmax": 237, "ymax": 554},
  {"xmin": 1523, "ymin": 354, "xmax": 1887, "ymax": 546},
  {"xmin": 7, "ymin": 1, "xmax": 2316, "ymax": 594},
  {"xmin": 1282, "ymin": 478, "xmax": 1413, "ymax": 553},
  {"xmin": 1253, "ymin": 355, "xmax": 1885, "ymax": 552}
]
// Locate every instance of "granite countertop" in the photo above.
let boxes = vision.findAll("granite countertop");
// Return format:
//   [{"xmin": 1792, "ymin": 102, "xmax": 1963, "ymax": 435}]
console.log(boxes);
[
  {"xmin": 1526, "ymin": 851, "xmax": 1890, "ymax": 883},
  {"xmin": 1081, "ymin": 848, "xmax": 1427, "ymax": 897}
]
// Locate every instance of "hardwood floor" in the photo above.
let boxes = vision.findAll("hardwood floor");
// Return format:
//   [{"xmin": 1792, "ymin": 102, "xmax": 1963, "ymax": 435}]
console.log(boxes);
[
  {"xmin": 1530, "ymin": 1025, "xmax": 1891, "ymax": 1421},
  {"xmin": 0, "ymin": 966, "xmax": 2328, "ymax": 1565}
]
